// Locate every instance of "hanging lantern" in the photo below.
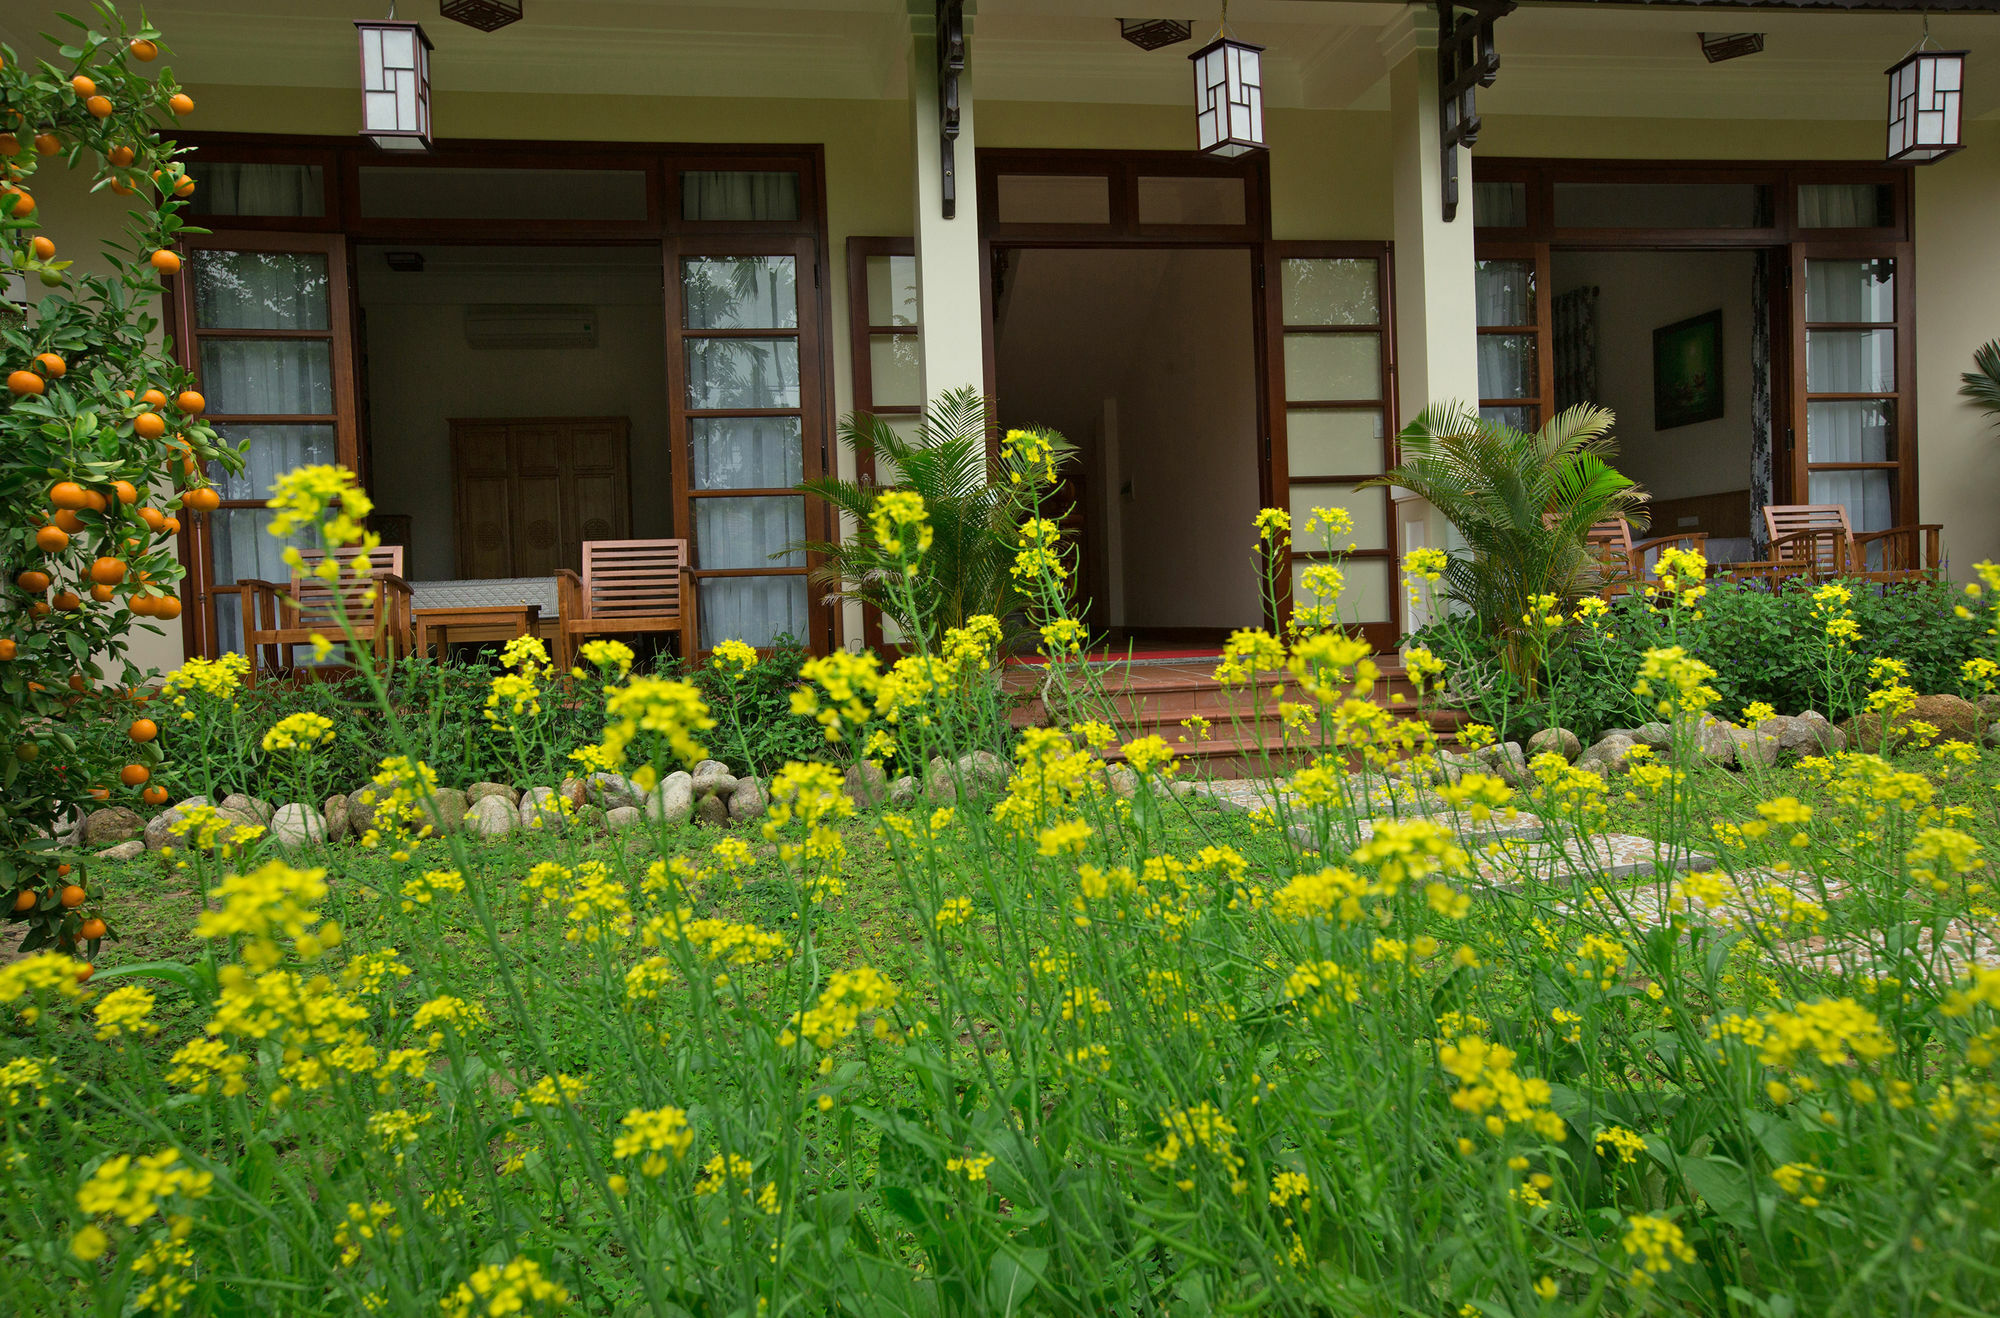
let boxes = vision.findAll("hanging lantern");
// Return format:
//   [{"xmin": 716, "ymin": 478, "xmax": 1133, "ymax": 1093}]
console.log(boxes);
[
  {"xmin": 1189, "ymin": 32, "xmax": 1265, "ymax": 157},
  {"xmin": 355, "ymin": 19, "xmax": 434, "ymax": 151},
  {"xmin": 1885, "ymin": 43, "xmax": 1967, "ymax": 164}
]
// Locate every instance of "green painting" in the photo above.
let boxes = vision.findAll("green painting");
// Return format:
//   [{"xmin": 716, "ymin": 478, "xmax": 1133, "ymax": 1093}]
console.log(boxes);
[{"xmin": 1653, "ymin": 308, "xmax": 1724, "ymax": 430}]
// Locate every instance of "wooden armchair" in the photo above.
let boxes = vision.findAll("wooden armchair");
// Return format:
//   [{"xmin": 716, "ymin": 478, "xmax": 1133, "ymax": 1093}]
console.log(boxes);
[
  {"xmin": 1721, "ymin": 504, "xmax": 1943, "ymax": 587},
  {"xmin": 1851, "ymin": 522, "xmax": 1943, "ymax": 583},
  {"xmin": 1585, "ymin": 518, "xmax": 1709, "ymax": 597},
  {"xmin": 555, "ymin": 539, "xmax": 698, "ymax": 669},
  {"xmin": 236, "ymin": 545, "xmax": 413, "ymax": 680}
]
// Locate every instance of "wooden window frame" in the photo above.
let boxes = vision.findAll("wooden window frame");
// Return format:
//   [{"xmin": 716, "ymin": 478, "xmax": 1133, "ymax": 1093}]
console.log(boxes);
[
  {"xmin": 1472, "ymin": 241, "xmax": 1554, "ymax": 429},
  {"xmin": 845, "ymin": 236, "xmax": 918, "ymax": 654},
  {"xmin": 1264, "ymin": 240, "xmax": 1400, "ymax": 653},
  {"xmin": 167, "ymin": 135, "xmax": 837, "ymax": 659},
  {"xmin": 978, "ymin": 148, "xmax": 1269, "ymax": 246}
]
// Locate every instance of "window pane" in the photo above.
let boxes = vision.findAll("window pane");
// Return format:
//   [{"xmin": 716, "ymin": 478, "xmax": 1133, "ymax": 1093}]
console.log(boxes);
[
  {"xmin": 1281, "ymin": 258, "xmax": 1378, "ymax": 326},
  {"xmin": 689, "ymin": 417, "xmax": 803, "ymax": 491},
  {"xmin": 685, "ymin": 339, "xmax": 801, "ymax": 409},
  {"xmin": 697, "ymin": 576, "xmax": 808, "ymax": 649},
  {"xmin": 1806, "ymin": 330, "xmax": 1894, "ymax": 393},
  {"xmin": 1287, "ymin": 409, "xmax": 1382, "ymax": 476},
  {"xmin": 360, "ymin": 166, "xmax": 649, "ymax": 220},
  {"xmin": 1283, "ymin": 334, "xmax": 1380, "ymax": 401},
  {"xmin": 208, "ymin": 507, "xmax": 323, "ymax": 658},
  {"xmin": 866, "ymin": 255, "xmax": 918, "ymax": 326},
  {"xmin": 1472, "ymin": 180, "xmax": 1527, "ymax": 228},
  {"xmin": 1287, "ymin": 482, "xmax": 1387, "ymax": 552},
  {"xmin": 1480, "ymin": 405, "xmax": 1538, "ymax": 430},
  {"xmin": 1806, "ymin": 400, "xmax": 1896, "ymax": 463},
  {"xmin": 1474, "ymin": 259, "xmax": 1535, "ymax": 327},
  {"xmin": 195, "ymin": 163, "xmax": 324, "ymax": 217},
  {"xmin": 681, "ymin": 171, "xmax": 801, "ymax": 222},
  {"xmin": 682, "ymin": 257, "xmax": 797, "ymax": 330},
  {"xmin": 193, "ymin": 251, "xmax": 330, "ymax": 330},
  {"xmin": 1137, "ymin": 175, "xmax": 1245, "ymax": 226},
  {"xmin": 695, "ymin": 496, "xmax": 806, "ymax": 569},
  {"xmin": 1477, "ymin": 334, "xmax": 1538, "ymax": 401},
  {"xmin": 869, "ymin": 334, "xmax": 921, "ymax": 408},
  {"xmin": 1553, "ymin": 182, "xmax": 1772, "ymax": 229},
  {"xmin": 1805, "ymin": 258, "xmax": 1895, "ymax": 323},
  {"xmin": 1798, "ymin": 183, "xmax": 1892, "ymax": 228},
  {"xmin": 198, "ymin": 339, "xmax": 333, "ymax": 415},
  {"xmin": 994, "ymin": 174, "xmax": 1110, "ymax": 225},
  {"xmin": 1291, "ymin": 557, "xmax": 1392, "ymax": 625},
  {"xmin": 206, "ymin": 424, "xmax": 338, "ymax": 500},
  {"xmin": 1809, "ymin": 470, "xmax": 1893, "ymax": 534}
]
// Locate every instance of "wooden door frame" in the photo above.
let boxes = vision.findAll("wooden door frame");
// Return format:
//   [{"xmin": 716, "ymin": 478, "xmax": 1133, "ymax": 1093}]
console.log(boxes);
[{"xmin": 167, "ymin": 230, "xmax": 360, "ymax": 660}]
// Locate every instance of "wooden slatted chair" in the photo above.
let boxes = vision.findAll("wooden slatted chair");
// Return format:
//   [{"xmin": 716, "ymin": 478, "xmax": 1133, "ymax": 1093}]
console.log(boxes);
[
  {"xmin": 555, "ymin": 539, "xmax": 697, "ymax": 669},
  {"xmin": 236, "ymin": 545, "xmax": 414, "ymax": 681},
  {"xmin": 1584, "ymin": 518, "xmax": 1708, "ymax": 597}
]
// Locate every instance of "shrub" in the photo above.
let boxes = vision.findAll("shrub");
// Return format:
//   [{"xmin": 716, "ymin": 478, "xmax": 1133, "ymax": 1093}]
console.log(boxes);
[
  {"xmin": 1416, "ymin": 576, "xmax": 1992, "ymax": 740},
  {"xmin": 1, "ymin": 10, "xmax": 237, "ymax": 954}
]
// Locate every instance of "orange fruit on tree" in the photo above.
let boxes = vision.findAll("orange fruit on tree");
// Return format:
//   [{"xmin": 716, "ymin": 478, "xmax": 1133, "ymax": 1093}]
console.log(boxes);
[
  {"xmin": 129, "ymin": 37, "xmax": 159, "ymax": 61},
  {"xmin": 33, "ymin": 132, "xmax": 59, "ymax": 156},
  {"xmin": 129, "ymin": 592, "xmax": 156, "ymax": 617},
  {"xmin": 141, "ymin": 784, "xmax": 168, "ymax": 806},
  {"xmin": 27, "ymin": 602, "xmax": 48, "ymax": 618},
  {"xmin": 163, "ymin": 516, "xmax": 181, "ymax": 535},
  {"xmin": 60, "ymin": 884, "xmax": 85, "ymax": 908},
  {"xmin": 119, "ymin": 763, "xmax": 149, "ymax": 787},
  {"xmin": 15, "ymin": 569, "xmax": 51, "ymax": 593},
  {"xmin": 5, "ymin": 190, "xmax": 33, "ymax": 218},
  {"xmin": 31, "ymin": 235, "xmax": 54, "ymax": 259},
  {"xmin": 175, "ymin": 390, "xmax": 204, "ymax": 415},
  {"xmin": 74, "ymin": 963, "xmax": 94, "ymax": 984},
  {"xmin": 173, "ymin": 176, "xmax": 195, "ymax": 197},
  {"xmin": 90, "ymin": 558, "xmax": 126, "ymax": 585},
  {"xmin": 182, "ymin": 487, "xmax": 220, "ymax": 512},
  {"xmin": 154, "ymin": 595, "xmax": 181, "ymax": 620},
  {"xmin": 107, "ymin": 144, "xmax": 134, "ymax": 167},
  {"xmin": 129, "ymin": 717, "xmax": 158, "ymax": 742},
  {"xmin": 168, "ymin": 93, "xmax": 194, "ymax": 116},
  {"xmin": 149, "ymin": 249, "xmax": 180, "ymax": 274},
  {"xmin": 0, "ymin": 132, "xmax": 15, "ymax": 156},
  {"xmin": 52, "ymin": 590, "xmax": 81, "ymax": 612},
  {"xmin": 139, "ymin": 387, "xmax": 167, "ymax": 408},
  {"xmin": 83, "ymin": 489, "xmax": 106, "ymax": 512},
  {"xmin": 138, "ymin": 507, "xmax": 165, "ymax": 533},
  {"xmin": 112, "ymin": 480, "xmax": 138, "ymax": 505},
  {"xmin": 11, "ymin": 889, "xmax": 33, "ymax": 912},
  {"xmin": 15, "ymin": 740, "xmax": 40, "ymax": 760},
  {"xmin": 34, "ymin": 352, "xmax": 64, "ymax": 377},
  {"xmin": 88, "ymin": 583, "xmax": 113, "ymax": 604},
  {"xmin": 85, "ymin": 96, "xmax": 112, "ymax": 119},
  {"xmin": 133, "ymin": 411, "xmax": 166, "ymax": 440},
  {"xmin": 80, "ymin": 917, "xmax": 107, "ymax": 941},
  {"xmin": 8, "ymin": 369, "xmax": 44, "ymax": 395},
  {"xmin": 0, "ymin": 638, "xmax": 14, "ymax": 660},
  {"xmin": 49, "ymin": 481, "xmax": 87, "ymax": 510},
  {"xmin": 70, "ymin": 75, "xmax": 95, "ymax": 97},
  {"xmin": 52, "ymin": 509, "xmax": 84, "ymax": 534},
  {"xmin": 35, "ymin": 525, "xmax": 68, "ymax": 553},
  {"xmin": 56, "ymin": 863, "xmax": 71, "ymax": 877},
  {"xmin": 110, "ymin": 178, "xmax": 135, "ymax": 197}
]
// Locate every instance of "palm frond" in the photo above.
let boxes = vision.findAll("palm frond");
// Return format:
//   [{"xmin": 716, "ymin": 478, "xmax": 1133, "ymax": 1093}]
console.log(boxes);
[{"xmin": 1962, "ymin": 340, "xmax": 2000, "ymax": 421}]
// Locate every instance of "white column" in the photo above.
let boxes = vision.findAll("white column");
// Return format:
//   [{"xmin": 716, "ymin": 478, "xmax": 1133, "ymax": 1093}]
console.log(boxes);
[
  {"xmin": 1381, "ymin": 6, "xmax": 1481, "ymax": 629},
  {"xmin": 907, "ymin": 2, "xmax": 984, "ymax": 410}
]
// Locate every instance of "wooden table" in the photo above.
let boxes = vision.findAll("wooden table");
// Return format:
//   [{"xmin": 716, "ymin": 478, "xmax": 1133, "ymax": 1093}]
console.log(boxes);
[{"xmin": 412, "ymin": 604, "xmax": 541, "ymax": 658}]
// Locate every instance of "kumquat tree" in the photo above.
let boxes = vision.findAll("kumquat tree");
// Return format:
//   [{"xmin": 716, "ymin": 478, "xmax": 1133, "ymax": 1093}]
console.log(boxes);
[{"xmin": 0, "ymin": 7, "xmax": 233, "ymax": 956}]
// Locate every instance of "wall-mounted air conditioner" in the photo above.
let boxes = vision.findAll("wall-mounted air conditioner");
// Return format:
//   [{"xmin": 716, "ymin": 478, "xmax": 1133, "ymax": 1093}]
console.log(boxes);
[{"xmin": 463, "ymin": 303, "xmax": 599, "ymax": 349}]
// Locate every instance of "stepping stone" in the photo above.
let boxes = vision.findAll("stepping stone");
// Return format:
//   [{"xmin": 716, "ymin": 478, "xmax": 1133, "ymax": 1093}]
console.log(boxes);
[{"xmin": 1467, "ymin": 832, "xmax": 1668, "ymax": 892}]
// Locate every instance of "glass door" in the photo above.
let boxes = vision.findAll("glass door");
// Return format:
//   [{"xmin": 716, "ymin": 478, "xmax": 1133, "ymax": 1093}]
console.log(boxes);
[
  {"xmin": 173, "ymin": 232, "xmax": 359, "ymax": 657},
  {"xmin": 1473, "ymin": 243, "xmax": 1553, "ymax": 429},
  {"xmin": 1789, "ymin": 244, "xmax": 1914, "ymax": 538},
  {"xmin": 667, "ymin": 236, "xmax": 828, "ymax": 653},
  {"xmin": 1266, "ymin": 244, "xmax": 1398, "ymax": 652}
]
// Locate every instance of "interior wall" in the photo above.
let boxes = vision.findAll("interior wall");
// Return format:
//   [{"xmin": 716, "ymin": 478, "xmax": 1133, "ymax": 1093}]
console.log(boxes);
[
  {"xmin": 995, "ymin": 246, "xmax": 1260, "ymax": 631},
  {"xmin": 1552, "ymin": 249, "xmax": 1760, "ymax": 508},
  {"xmin": 355, "ymin": 247, "xmax": 669, "ymax": 581}
]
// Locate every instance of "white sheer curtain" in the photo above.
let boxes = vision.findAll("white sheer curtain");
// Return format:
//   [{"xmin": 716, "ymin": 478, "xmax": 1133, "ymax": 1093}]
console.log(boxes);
[
  {"xmin": 699, "ymin": 579, "xmax": 808, "ymax": 649},
  {"xmin": 203, "ymin": 163, "xmax": 322, "ymax": 217},
  {"xmin": 209, "ymin": 426, "xmax": 337, "ymax": 656},
  {"xmin": 681, "ymin": 171, "xmax": 800, "ymax": 222},
  {"xmin": 690, "ymin": 418, "xmax": 802, "ymax": 489},
  {"xmin": 1803, "ymin": 257, "xmax": 1897, "ymax": 534},
  {"xmin": 1798, "ymin": 184, "xmax": 1883, "ymax": 229}
]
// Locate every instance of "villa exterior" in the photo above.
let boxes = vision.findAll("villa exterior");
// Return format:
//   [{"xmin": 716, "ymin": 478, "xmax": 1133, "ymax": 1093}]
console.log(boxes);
[{"xmin": 21, "ymin": 0, "xmax": 2000, "ymax": 668}]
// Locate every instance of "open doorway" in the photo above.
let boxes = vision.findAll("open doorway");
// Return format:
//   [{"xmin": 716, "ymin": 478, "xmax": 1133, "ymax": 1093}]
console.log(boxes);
[
  {"xmin": 1545, "ymin": 248, "xmax": 1776, "ymax": 564},
  {"xmin": 993, "ymin": 246, "xmax": 1263, "ymax": 648}
]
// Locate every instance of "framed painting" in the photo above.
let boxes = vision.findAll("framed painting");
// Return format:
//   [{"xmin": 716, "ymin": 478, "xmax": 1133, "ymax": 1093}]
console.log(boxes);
[{"xmin": 1653, "ymin": 308, "xmax": 1724, "ymax": 430}]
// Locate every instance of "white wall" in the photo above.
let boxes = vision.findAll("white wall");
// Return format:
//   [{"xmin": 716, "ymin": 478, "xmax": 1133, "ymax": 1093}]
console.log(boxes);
[
  {"xmin": 1552, "ymin": 249, "xmax": 1759, "ymax": 504},
  {"xmin": 995, "ymin": 247, "xmax": 1261, "ymax": 631},
  {"xmin": 355, "ymin": 247, "xmax": 669, "ymax": 581}
]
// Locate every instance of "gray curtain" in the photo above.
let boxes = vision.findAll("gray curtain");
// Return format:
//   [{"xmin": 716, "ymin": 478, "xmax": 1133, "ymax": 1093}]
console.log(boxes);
[
  {"xmin": 1750, "ymin": 252, "xmax": 1773, "ymax": 553},
  {"xmin": 1552, "ymin": 286, "xmax": 1599, "ymax": 413}
]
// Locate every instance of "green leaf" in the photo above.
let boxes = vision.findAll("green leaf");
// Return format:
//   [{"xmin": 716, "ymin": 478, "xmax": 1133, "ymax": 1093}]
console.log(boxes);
[
  {"xmin": 1681, "ymin": 1155, "xmax": 1757, "ymax": 1232},
  {"xmin": 984, "ymin": 1245, "xmax": 1047, "ymax": 1315}
]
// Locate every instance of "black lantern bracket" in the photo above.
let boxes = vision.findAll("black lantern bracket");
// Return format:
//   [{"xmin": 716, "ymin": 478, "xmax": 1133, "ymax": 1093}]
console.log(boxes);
[
  {"xmin": 1438, "ymin": 0, "xmax": 1514, "ymax": 222},
  {"xmin": 937, "ymin": 0, "xmax": 966, "ymax": 219}
]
